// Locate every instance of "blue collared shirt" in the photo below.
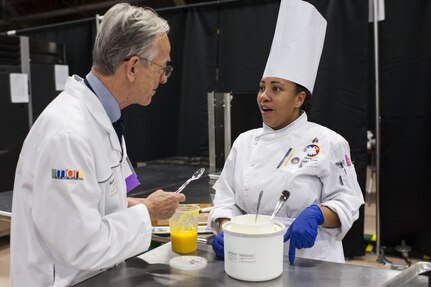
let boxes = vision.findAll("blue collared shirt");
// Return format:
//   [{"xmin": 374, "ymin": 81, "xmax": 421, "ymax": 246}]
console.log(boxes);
[
  {"xmin": 83, "ymin": 71, "xmax": 140, "ymax": 192},
  {"xmin": 85, "ymin": 71, "xmax": 121, "ymax": 124}
]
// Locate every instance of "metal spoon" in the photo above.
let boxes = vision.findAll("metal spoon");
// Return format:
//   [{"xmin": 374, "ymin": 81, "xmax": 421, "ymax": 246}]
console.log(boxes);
[
  {"xmin": 175, "ymin": 168, "xmax": 205, "ymax": 193},
  {"xmin": 270, "ymin": 190, "xmax": 290, "ymax": 221},
  {"xmin": 255, "ymin": 190, "xmax": 264, "ymax": 223}
]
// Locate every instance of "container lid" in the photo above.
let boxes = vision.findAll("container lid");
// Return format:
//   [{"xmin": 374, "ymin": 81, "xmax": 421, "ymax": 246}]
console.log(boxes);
[
  {"xmin": 223, "ymin": 221, "xmax": 286, "ymax": 238},
  {"xmin": 229, "ymin": 214, "xmax": 274, "ymax": 234},
  {"xmin": 169, "ymin": 256, "xmax": 208, "ymax": 271}
]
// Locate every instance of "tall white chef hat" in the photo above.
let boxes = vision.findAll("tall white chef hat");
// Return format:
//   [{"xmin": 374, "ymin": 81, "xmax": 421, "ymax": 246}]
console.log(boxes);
[{"xmin": 262, "ymin": 0, "xmax": 327, "ymax": 93}]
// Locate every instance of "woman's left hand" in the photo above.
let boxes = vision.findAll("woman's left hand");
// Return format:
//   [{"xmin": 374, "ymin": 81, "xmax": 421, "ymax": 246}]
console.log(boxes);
[{"xmin": 283, "ymin": 205, "xmax": 324, "ymax": 264}]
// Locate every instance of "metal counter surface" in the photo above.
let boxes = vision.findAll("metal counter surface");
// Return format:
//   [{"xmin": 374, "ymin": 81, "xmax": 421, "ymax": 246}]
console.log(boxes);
[{"xmin": 75, "ymin": 242, "xmax": 406, "ymax": 287}]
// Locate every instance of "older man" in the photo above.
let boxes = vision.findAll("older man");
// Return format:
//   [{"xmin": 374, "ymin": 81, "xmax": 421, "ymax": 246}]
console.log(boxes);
[{"xmin": 10, "ymin": 3, "xmax": 184, "ymax": 286}]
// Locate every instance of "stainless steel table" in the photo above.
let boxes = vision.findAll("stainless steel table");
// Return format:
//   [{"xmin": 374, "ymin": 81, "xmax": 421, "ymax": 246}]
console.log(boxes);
[
  {"xmin": 0, "ymin": 190, "xmax": 12, "ymax": 221},
  {"xmin": 75, "ymin": 242, "xmax": 429, "ymax": 287}
]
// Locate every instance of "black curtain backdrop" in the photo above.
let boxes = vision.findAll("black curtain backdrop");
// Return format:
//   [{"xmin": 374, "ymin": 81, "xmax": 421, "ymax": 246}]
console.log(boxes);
[
  {"xmin": 308, "ymin": 0, "xmax": 368, "ymax": 258},
  {"xmin": 378, "ymin": 1, "xmax": 431, "ymax": 258},
  {"xmin": 17, "ymin": 19, "xmax": 96, "ymax": 77},
  {"xmin": 13, "ymin": 0, "xmax": 374, "ymax": 258},
  {"xmin": 161, "ymin": 7, "xmax": 219, "ymax": 157},
  {"xmin": 125, "ymin": 7, "xmax": 219, "ymax": 165},
  {"xmin": 217, "ymin": 0, "xmax": 279, "ymax": 93}
]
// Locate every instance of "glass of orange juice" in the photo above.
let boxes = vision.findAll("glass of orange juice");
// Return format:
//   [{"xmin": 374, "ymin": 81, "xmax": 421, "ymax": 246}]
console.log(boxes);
[{"xmin": 169, "ymin": 204, "xmax": 200, "ymax": 254}]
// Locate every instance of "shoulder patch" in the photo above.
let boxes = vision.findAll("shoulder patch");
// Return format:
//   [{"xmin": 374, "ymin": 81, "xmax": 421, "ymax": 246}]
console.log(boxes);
[{"xmin": 52, "ymin": 168, "xmax": 84, "ymax": 180}]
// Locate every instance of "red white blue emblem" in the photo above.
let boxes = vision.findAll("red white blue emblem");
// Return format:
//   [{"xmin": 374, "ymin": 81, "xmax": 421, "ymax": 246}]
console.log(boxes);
[{"xmin": 304, "ymin": 144, "xmax": 320, "ymax": 157}]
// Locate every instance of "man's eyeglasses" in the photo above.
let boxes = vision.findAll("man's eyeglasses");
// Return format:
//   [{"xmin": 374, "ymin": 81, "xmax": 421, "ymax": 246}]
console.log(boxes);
[{"xmin": 124, "ymin": 56, "xmax": 173, "ymax": 78}]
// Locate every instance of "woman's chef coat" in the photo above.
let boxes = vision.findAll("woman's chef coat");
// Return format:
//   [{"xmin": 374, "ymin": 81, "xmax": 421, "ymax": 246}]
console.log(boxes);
[
  {"xmin": 208, "ymin": 112, "xmax": 364, "ymax": 263},
  {"xmin": 10, "ymin": 76, "xmax": 152, "ymax": 286}
]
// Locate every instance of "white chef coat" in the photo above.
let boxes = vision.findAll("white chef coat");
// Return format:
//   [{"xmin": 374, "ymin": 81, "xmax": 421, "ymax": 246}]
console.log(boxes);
[
  {"xmin": 10, "ymin": 75, "xmax": 152, "ymax": 286},
  {"xmin": 208, "ymin": 112, "xmax": 364, "ymax": 263}
]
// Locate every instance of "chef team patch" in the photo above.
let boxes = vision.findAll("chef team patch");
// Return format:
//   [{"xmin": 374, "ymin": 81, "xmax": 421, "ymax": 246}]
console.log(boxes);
[
  {"xmin": 303, "ymin": 144, "xmax": 320, "ymax": 157},
  {"xmin": 52, "ymin": 168, "xmax": 84, "ymax": 180},
  {"xmin": 344, "ymin": 154, "xmax": 352, "ymax": 167}
]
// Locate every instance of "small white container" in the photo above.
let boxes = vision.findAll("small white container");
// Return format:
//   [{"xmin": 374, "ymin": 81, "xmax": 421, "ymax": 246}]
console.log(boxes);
[
  {"xmin": 230, "ymin": 214, "xmax": 274, "ymax": 234},
  {"xmin": 223, "ymin": 216, "xmax": 286, "ymax": 282}
]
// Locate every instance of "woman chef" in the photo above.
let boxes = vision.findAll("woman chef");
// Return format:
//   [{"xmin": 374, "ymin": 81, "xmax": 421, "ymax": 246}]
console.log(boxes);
[{"xmin": 208, "ymin": 0, "xmax": 364, "ymax": 264}]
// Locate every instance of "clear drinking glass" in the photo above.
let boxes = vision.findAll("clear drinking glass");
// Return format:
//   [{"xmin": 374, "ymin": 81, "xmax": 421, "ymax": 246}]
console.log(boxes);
[{"xmin": 169, "ymin": 205, "xmax": 200, "ymax": 254}]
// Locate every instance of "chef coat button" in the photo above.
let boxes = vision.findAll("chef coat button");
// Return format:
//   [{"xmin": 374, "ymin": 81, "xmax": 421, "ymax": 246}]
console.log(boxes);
[
  {"xmin": 250, "ymin": 162, "xmax": 255, "ymax": 166},
  {"xmin": 255, "ymin": 137, "xmax": 259, "ymax": 144},
  {"xmin": 244, "ymin": 186, "xmax": 249, "ymax": 191}
]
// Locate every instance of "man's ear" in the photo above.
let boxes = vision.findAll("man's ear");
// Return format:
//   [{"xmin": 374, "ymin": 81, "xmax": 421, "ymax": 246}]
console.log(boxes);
[{"xmin": 125, "ymin": 56, "xmax": 140, "ymax": 81}]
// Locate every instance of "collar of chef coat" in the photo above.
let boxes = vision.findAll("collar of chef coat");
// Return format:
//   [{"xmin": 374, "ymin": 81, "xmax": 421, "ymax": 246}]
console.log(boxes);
[
  {"xmin": 64, "ymin": 75, "xmax": 122, "ymax": 154},
  {"xmin": 260, "ymin": 111, "xmax": 308, "ymax": 138}
]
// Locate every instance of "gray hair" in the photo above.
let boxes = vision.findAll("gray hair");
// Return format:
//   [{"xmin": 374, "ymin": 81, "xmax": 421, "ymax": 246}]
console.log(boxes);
[{"xmin": 93, "ymin": 3, "xmax": 170, "ymax": 75}]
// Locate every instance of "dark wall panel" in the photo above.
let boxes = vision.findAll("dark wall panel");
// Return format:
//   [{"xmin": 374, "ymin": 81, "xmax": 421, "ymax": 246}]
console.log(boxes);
[
  {"xmin": 125, "ymin": 7, "xmax": 219, "ymax": 164},
  {"xmin": 0, "ymin": 73, "xmax": 28, "ymax": 192},
  {"xmin": 218, "ymin": 0, "xmax": 279, "ymax": 93},
  {"xmin": 160, "ymin": 7, "xmax": 218, "ymax": 158},
  {"xmin": 30, "ymin": 64, "xmax": 61, "ymax": 120},
  {"xmin": 0, "ymin": 36, "xmax": 66, "ymax": 192},
  {"xmin": 379, "ymin": 0, "xmax": 431, "ymax": 257},
  {"xmin": 309, "ymin": 0, "xmax": 369, "ymax": 258},
  {"xmin": 19, "ymin": 19, "xmax": 96, "ymax": 77}
]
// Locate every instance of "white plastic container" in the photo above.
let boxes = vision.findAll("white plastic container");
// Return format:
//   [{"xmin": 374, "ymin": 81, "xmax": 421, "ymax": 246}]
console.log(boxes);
[
  {"xmin": 230, "ymin": 214, "xmax": 274, "ymax": 234},
  {"xmin": 223, "ymin": 214, "xmax": 286, "ymax": 281}
]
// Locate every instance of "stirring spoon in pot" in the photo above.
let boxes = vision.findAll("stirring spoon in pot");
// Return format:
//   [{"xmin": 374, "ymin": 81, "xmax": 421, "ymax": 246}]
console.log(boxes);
[
  {"xmin": 270, "ymin": 190, "xmax": 290, "ymax": 221},
  {"xmin": 175, "ymin": 168, "xmax": 205, "ymax": 193},
  {"xmin": 255, "ymin": 190, "xmax": 264, "ymax": 223}
]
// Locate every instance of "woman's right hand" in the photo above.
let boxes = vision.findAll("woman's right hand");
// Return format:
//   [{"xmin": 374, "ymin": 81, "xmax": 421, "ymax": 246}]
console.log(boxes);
[{"xmin": 211, "ymin": 232, "xmax": 225, "ymax": 259}]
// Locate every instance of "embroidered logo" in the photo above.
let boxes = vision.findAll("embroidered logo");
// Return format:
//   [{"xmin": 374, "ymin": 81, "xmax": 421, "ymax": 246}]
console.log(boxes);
[
  {"xmin": 52, "ymin": 169, "xmax": 84, "ymax": 180},
  {"xmin": 344, "ymin": 154, "xmax": 352, "ymax": 167},
  {"xmin": 304, "ymin": 144, "xmax": 320, "ymax": 157}
]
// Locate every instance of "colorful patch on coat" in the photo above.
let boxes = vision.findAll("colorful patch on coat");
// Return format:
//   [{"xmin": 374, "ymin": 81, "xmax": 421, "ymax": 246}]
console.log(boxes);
[
  {"xmin": 303, "ymin": 144, "xmax": 320, "ymax": 157},
  {"xmin": 52, "ymin": 168, "xmax": 84, "ymax": 180},
  {"xmin": 344, "ymin": 154, "xmax": 352, "ymax": 167}
]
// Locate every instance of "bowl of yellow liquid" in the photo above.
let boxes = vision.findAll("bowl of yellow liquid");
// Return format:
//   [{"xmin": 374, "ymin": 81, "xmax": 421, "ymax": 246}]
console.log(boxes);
[{"xmin": 169, "ymin": 204, "xmax": 200, "ymax": 254}]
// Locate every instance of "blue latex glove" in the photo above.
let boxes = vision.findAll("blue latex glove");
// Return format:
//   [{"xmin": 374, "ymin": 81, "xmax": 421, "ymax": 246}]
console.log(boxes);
[
  {"xmin": 212, "ymin": 232, "xmax": 225, "ymax": 259},
  {"xmin": 283, "ymin": 205, "xmax": 324, "ymax": 264}
]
